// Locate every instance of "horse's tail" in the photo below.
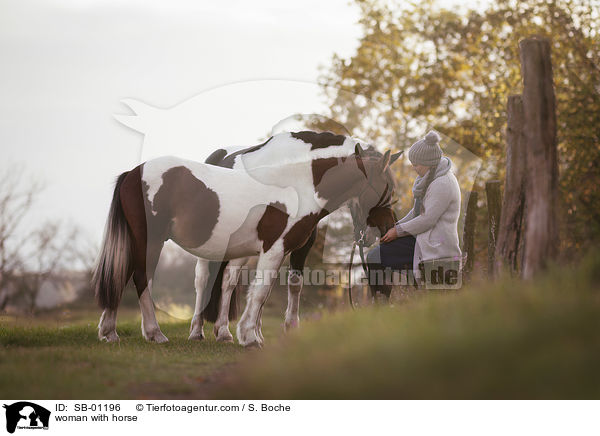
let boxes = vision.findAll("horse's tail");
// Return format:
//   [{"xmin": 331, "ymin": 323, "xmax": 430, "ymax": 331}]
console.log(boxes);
[
  {"xmin": 92, "ymin": 172, "xmax": 132, "ymax": 310},
  {"xmin": 201, "ymin": 261, "xmax": 239, "ymax": 322}
]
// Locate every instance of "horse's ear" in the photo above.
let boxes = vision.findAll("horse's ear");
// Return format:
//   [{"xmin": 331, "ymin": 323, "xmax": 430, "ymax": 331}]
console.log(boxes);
[
  {"xmin": 354, "ymin": 144, "xmax": 364, "ymax": 156},
  {"xmin": 389, "ymin": 150, "xmax": 403, "ymax": 166},
  {"xmin": 380, "ymin": 150, "xmax": 391, "ymax": 170}
]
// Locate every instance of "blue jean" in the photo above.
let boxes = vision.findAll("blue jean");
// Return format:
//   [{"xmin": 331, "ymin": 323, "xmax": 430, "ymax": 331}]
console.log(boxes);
[
  {"xmin": 366, "ymin": 235, "xmax": 416, "ymax": 270},
  {"xmin": 365, "ymin": 235, "xmax": 416, "ymax": 298}
]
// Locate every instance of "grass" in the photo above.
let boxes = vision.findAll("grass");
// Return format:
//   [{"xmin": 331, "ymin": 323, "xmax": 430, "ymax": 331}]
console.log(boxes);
[
  {"xmin": 215, "ymin": 251, "xmax": 600, "ymax": 399},
  {"xmin": 0, "ymin": 309, "xmax": 283, "ymax": 399},
  {"xmin": 1, "ymin": 252, "xmax": 599, "ymax": 399}
]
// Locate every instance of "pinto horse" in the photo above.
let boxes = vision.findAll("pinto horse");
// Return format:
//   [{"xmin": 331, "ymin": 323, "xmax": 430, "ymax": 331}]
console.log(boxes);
[
  {"xmin": 196, "ymin": 132, "xmax": 403, "ymax": 342},
  {"xmin": 93, "ymin": 131, "xmax": 401, "ymax": 347},
  {"xmin": 194, "ymin": 135, "xmax": 320, "ymax": 342}
]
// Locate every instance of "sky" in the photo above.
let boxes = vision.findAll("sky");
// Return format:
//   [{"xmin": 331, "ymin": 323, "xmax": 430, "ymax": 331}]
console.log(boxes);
[
  {"xmin": 0, "ymin": 0, "xmax": 364, "ymax": 245},
  {"xmin": 0, "ymin": 0, "xmax": 475, "ymax": 249}
]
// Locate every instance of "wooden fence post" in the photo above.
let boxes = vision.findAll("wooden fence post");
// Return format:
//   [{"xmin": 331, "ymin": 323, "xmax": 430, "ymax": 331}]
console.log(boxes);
[
  {"xmin": 486, "ymin": 181, "xmax": 502, "ymax": 277},
  {"xmin": 463, "ymin": 191, "xmax": 478, "ymax": 277},
  {"xmin": 495, "ymin": 95, "xmax": 527, "ymax": 276},
  {"xmin": 519, "ymin": 37, "xmax": 559, "ymax": 278}
]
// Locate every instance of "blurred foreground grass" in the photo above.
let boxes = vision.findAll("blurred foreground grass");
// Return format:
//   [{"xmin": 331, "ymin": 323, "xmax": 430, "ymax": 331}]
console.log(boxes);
[{"xmin": 216, "ymin": 251, "xmax": 600, "ymax": 399}]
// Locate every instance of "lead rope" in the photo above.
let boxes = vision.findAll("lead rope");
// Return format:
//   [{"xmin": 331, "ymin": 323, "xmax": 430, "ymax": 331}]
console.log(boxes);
[
  {"xmin": 348, "ymin": 241, "xmax": 357, "ymax": 310},
  {"xmin": 348, "ymin": 230, "xmax": 369, "ymax": 311}
]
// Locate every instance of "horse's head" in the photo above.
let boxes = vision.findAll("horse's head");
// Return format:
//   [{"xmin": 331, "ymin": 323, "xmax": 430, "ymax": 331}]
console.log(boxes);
[{"xmin": 349, "ymin": 145, "xmax": 402, "ymax": 246}]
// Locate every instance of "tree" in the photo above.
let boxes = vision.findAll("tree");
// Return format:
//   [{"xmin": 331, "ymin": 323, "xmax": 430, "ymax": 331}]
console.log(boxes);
[
  {"xmin": 321, "ymin": 0, "xmax": 600, "ymax": 253},
  {"xmin": 0, "ymin": 167, "xmax": 38, "ymax": 310},
  {"xmin": 0, "ymin": 166, "xmax": 92, "ymax": 312}
]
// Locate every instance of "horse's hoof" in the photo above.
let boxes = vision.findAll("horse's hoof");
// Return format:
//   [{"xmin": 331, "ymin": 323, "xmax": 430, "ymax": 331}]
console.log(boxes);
[
  {"xmin": 99, "ymin": 331, "xmax": 120, "ymax": 343},
  {"xmin": 189, "ymin": 325, "xmax": 205, "ymax": 341},
  {"xmin": 214, "ymin": 325, "xmax": 234, "ymax": 343},
  {"xmin": 284, "ymin": 319, "xmax": 299, "ymax": 332},
  {"xmin": 244, "ymin": 340, "xmax": 262, "ymax": 349},
  {"xmin": 237, "ymin": 323, "xmax": 263, "ymax": 348},
  {"xmin": 145, "ymin": 330, "xmax": 169, "ymax": 343},
  {"xmin": 189, "ymin": 325, "xmax": 205, "ymax": 340}
]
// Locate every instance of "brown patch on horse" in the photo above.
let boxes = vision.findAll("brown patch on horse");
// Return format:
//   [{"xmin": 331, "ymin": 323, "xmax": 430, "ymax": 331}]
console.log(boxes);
[
  {"xmin": 291, "ymin": 131, "xmax": 346, "ymax": 150},
  {"xmin": 257, "ymin": 202, "xmax": 288, "ymax": 252},
  {"xmin": 152, "ymin": 166, "xmax": 220, "ymax": 248},
  {"xmin": 367, "ymin": 207, "xmax": 396, "ymax": 234},
  {"xmin": 220, "ymin": 137, "xmax": 273, "ymax": 168},
  {"xmin": 119, "ymin": 165, "xmax": 152, "ymax": 296},
  {"xmin": 283, "ymin": 211, "xmax": 327, "ymax": 253},
  {"xmin": 311, "ymin": 157, "xmax": 339, "ymax": 189},
  {"xmin": 311, "ymin": 156, "xmax": 364, "ymax": 209}
]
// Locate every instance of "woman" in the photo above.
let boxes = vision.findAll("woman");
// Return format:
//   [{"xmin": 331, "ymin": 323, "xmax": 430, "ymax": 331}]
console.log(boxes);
[{"xmin": 366, "ymin": 130, "xmax": 462, "ymax": 296}]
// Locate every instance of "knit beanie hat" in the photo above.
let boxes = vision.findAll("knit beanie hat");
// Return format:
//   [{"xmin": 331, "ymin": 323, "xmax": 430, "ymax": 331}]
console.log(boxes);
[{"xmin": 408, "ymin": 131, "xmax": 442, "ymax": 166}]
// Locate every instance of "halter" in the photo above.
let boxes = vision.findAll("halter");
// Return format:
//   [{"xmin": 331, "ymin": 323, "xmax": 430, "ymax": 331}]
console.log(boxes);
[{"xmin": 346, "ymin": 153, "xmax": 401, "ymax": 310}]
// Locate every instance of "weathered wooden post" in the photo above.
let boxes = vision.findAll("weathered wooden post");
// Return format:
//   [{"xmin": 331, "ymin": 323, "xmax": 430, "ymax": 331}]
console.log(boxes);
[
  {"xmin": 519, "ymin": 37, "xmax": 559, "ymax": 278},
  {"xmin": 495, "ymin": 95, "xmax": 527, "ymax": 276},
  {"xmin": 463, "ymin": 191, "xmax": 478, "ymax": 277},
  {"xmin": 486, "ymin": 181, "xmax": 502, "ymax": 276}
]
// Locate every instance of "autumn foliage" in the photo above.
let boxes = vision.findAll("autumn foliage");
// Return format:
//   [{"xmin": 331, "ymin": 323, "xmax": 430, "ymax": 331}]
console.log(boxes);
[{"xmin": 321, "ymin": 0, "xmax": 600, "ymax": 255}]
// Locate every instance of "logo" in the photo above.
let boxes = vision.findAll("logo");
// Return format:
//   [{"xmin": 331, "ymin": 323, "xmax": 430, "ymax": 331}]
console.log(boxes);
[
  {"xmin": 3, "ymin": 402, "xmax": 50, "ymax": 434},
  {"xmin": 420, "ymin": 257, "xmax": 463, "ymax": 290}
]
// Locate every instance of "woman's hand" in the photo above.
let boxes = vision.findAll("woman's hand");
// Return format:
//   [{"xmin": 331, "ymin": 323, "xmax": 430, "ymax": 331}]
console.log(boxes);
[{"xmin": 380, "ymin": 227, "xmax": 399, "ymax": 243}]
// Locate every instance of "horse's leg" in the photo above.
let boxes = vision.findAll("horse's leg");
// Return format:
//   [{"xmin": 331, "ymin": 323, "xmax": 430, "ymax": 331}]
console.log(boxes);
[
  {"xmin": 189, "ymin": 258, "xmax": 209, "ymax": 340},
  {"xmin": 98, "ymin": 308, "xmax": 119, "ymax": 342},
  {"xmin": 213, "ymin": 257, "xmax": 245, "ymax": 342},
  {"xmin": 256, "ymin": 306, "xmax": 264, "ymax": 343},
  {"xmin": 284, "ymin": 228, "xmax": 316, "ymax": 331},
  {"xmin": 137, "ymin": 279, "xmax": 168, "ymax": 343},
  {"xmin": 133, "ymin": 239, "xmax": 168, "ymax": 343},
  {"xmin": 237, "ymin": 250, "xmax": 283, "ymax": 347},
  {"xmin": 284, "ymin": 269, "xmax": 302, "ymax": 331}
]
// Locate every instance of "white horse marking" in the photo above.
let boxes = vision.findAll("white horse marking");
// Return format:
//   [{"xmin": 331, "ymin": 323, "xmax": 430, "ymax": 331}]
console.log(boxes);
[
  {"xmin": 98, "ymin": 308, "xmax": 119, "ymax": 342},
  {"xmin": 139, "ymin": 280, "xmax": 168, "ymax": 343},
  {"xmin": 190, "ymin": 259, "xmax": 210, "ymax": 340},
  {"xmin": 284, "ymin": 269, "xmax": 303, "ymax": 331},
  {"xmin": 236, "ymin": 245, "xmax": 285, "ymax": 347},
  {"xmin": 213, "ymin": 257, "xmax": 246, "ymax": 342}
]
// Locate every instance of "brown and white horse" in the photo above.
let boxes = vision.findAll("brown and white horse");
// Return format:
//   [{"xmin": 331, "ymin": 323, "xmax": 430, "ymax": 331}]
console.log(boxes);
[
  {"xmin": 93, "ymin": 131, "xmax": 401, "ymax": 347},
  {"xmin": 193, "ymin": 138, "xmax": 319, "ymax": 343},
  {"xmin": 196, "ymin": 132, "xmax": 402, "ymax": 342}
]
